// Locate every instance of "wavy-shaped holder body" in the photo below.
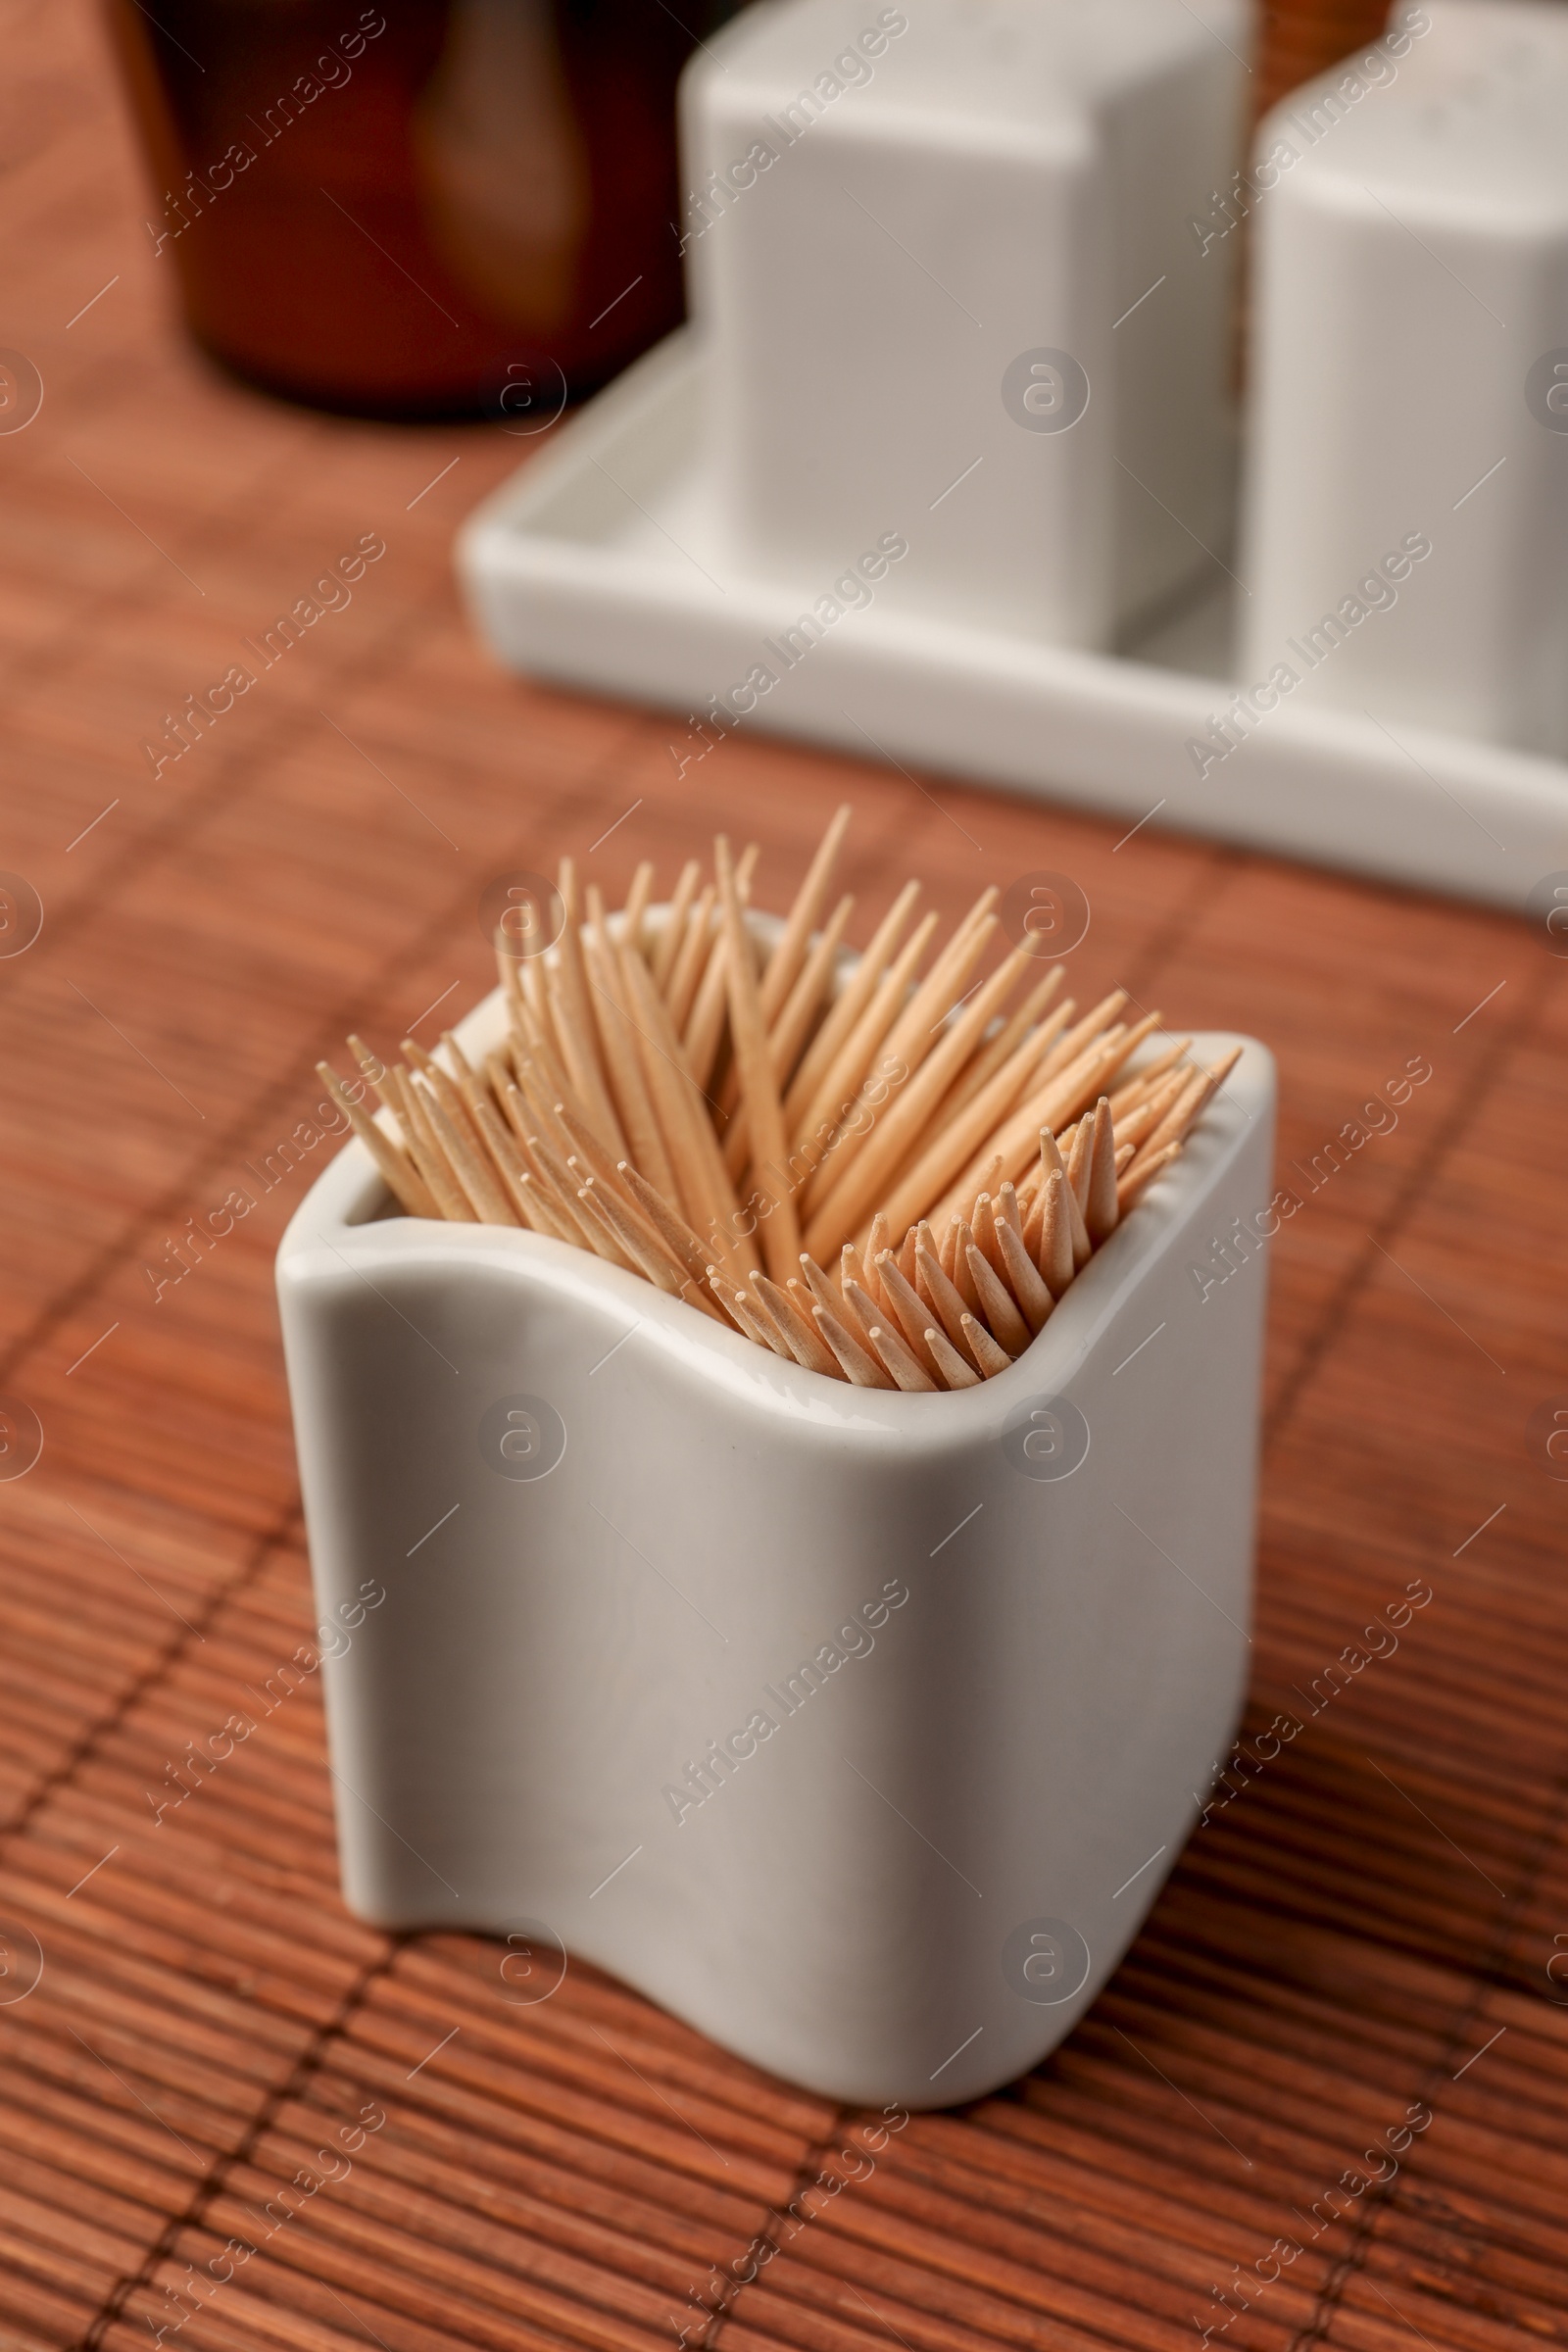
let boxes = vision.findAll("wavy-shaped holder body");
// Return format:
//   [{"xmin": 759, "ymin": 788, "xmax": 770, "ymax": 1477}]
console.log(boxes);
[{"xmin": 277, "ymin": 980, "xmax": 1274, "ymax": 2104}]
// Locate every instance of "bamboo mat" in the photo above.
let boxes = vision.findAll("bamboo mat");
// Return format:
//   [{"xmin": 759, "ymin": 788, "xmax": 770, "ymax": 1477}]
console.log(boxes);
[{"xmin": 2, "ymin": 3, "xmax": 1566, "ymax": 2348}]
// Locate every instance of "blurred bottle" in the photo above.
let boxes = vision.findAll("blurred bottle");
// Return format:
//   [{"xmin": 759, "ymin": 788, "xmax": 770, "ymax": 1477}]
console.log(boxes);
[
  {"xmin": 104, "ymin": 0, "xmax": 727, "ymax": 419},
  {"xmin": 1250, "ymin": 0, "xmax": 1392, "ymax": 120}
]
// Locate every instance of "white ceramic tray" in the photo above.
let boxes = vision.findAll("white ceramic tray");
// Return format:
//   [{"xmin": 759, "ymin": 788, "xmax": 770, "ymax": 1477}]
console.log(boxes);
[{"xmin": 458, "ymin": 331, "xmax": 1568, "ymax": 910}]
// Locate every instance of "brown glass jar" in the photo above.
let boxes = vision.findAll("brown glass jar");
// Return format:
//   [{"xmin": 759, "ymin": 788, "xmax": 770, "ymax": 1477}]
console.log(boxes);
[{"xmin": 104, "ymin": 0, "xmax": 726, "ymax": 418}]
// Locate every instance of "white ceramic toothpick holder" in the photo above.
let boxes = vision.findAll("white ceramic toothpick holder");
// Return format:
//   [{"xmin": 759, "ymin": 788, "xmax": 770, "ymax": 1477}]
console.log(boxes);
[{"xmin": 277, "ymin": 940, "xmax": 1276, "ymax": 2107}]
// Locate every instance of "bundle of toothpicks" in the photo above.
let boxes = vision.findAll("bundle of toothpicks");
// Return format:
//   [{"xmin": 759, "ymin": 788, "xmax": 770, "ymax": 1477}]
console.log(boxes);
[{"xmin": 318, "ymin": 808, "xmax": 1235, "ymax": 1393}]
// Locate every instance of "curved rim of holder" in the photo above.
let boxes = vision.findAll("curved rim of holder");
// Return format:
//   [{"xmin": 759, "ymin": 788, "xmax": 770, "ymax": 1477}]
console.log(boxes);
[{"xmin": 280, "ymin": 977, "xmax": 1274, "ymax": 1443}]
